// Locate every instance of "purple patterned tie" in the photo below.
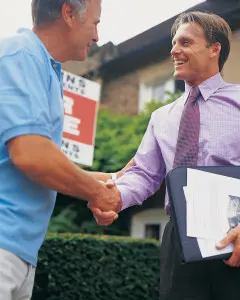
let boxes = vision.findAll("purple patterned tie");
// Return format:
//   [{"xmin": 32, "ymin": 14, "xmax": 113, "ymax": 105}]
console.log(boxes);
[{"xmin": 173, "ymin": 87, "xmax": 201, "ymax": 167}]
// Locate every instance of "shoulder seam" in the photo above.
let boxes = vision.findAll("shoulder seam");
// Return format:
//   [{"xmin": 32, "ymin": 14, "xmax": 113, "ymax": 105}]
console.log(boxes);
[{"xmin": 0, "ymin": 49, "xmax": 45, "ymax": 68}]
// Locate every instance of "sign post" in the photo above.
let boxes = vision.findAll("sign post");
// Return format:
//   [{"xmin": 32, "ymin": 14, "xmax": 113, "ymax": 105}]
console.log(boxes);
[{"xmin": 61, "ymin": 70, "xmax": 100, "ymax": 167}]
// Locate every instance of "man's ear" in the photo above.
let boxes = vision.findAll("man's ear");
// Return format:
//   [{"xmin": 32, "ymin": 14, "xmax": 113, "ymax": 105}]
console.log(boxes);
[
  {"xmin": 210, "ymin": 42, "xmax": 221, "ymax": 58},
  {"xmin": 62, "ymin": 2, "xmax": 75, "ymax": 27}
]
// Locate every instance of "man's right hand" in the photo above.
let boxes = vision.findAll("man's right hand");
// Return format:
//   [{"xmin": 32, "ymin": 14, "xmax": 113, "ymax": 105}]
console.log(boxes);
[
  {"xmin": 85, "ymin": 159, "xmax": 135, "ymax": 225},
  {"xmin": 89, "ymin": 182, "xmax": 121, "ymax": 210},
  {"xmin": 88, "ymin": 178, "xmax": 119, "ymax": 226}
]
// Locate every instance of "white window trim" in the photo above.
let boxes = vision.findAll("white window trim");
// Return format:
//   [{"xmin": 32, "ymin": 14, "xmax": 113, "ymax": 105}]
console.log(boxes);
[{"xmin": 138, "ymin": 77, "xmax": 175, "ymax": 113}]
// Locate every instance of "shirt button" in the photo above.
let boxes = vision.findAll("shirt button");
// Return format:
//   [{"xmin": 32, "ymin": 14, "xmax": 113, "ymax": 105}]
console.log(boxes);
[{"xmin": 52, "ymin": 63, "xmax": 57, "ymax": 68}]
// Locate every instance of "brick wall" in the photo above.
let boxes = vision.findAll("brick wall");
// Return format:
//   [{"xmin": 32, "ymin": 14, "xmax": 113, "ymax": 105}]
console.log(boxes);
[
  {"xmin": 222, "ymin": 29, "xmax": 240, "ymax": 84},
  {"xmin": 100, "ymin": 57, "xmax": 174, "ymax": 115},
  {"xmin": 101, "ymin": 71, "xmax": 140, "ymax": 115}
]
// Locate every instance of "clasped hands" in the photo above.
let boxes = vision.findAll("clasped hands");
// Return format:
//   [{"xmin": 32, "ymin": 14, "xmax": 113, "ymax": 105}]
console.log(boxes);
[{"xmin": 88, "ymin": 179, "xmax": 120, "ymax": 226}]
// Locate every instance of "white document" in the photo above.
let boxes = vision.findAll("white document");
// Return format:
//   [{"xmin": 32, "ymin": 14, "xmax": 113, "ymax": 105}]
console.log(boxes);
[
  {"xmin": 184, "ymin": 186, "xmax": 216, "ymax": 239},
  {"xmin": 184, "ymin": 169, "xmax": 240, "ymax": 258},
  {"xmin": 197, "ymin": 238, "xmax": 233, "ymax": 258}
]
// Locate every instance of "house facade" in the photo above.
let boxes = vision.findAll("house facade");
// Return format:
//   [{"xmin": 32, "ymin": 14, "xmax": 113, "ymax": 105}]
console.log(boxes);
[{"xmin": 62, "ymin": 0, "xmax": 240, "ymax": 241}]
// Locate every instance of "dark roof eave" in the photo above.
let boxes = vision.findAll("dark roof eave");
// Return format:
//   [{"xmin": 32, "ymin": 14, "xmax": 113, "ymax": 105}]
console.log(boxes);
[{"xmin": 98, "ymin": 36, "xmax": 172, "ymax": 75}]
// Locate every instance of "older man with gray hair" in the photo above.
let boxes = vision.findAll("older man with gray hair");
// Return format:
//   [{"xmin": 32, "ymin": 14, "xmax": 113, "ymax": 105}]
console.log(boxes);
[{"xmin": 0, "ymin": 0, "xmax": 122, "ymax": 299}]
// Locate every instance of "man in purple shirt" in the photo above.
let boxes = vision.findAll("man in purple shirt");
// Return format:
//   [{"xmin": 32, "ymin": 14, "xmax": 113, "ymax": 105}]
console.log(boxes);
[{"xmin": 90, "ymin": 11, "xmax": 240, "ymax": 300}]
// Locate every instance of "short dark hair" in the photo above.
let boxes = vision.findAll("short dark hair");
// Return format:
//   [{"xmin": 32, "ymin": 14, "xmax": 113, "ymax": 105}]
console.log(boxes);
[
  {"xmin": 171, "ymin": 11, "xmax": 232, "ymax": 72},
  {"xmin": 31, "ymin": 0, "xmax": 89, "ymax": 28}
]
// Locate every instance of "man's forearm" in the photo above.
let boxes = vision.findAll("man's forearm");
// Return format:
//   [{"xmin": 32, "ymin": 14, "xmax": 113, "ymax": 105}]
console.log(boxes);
[
  {"xmin": 8, "ymin": 135, "xmax": 104, "ymax": 202},
  {"xmin": 85, "ymin": 171, "xmax": 111, "ymax": 182}
]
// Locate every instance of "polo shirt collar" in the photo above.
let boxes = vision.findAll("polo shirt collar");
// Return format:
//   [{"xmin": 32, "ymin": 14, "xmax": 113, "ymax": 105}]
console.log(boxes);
[{"xmin": 17, "ymin": 28, "xmax": 61, "ymax": 69}]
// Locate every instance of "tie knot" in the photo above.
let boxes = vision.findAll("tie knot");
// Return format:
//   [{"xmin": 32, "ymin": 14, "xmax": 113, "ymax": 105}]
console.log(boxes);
[{"xmin": 188, "ymin": 86, "xmax": 200, "ymax": 104}]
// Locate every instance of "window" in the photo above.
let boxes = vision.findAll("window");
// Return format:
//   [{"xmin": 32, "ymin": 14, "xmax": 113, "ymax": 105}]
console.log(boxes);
[
  {"xmin": 139, "ymin": 77, "xmax": 175, "ymax": 112},
  {"xmin": 175, "ymin": 79, "xmax": 185, "ymax": 93},
  {"xmin": 152, "ymin": 78, "xmax": 175, "ymax": 102},
  {"xmin": 152, "ymin": 84, "xmax": 165, "ymax": 101},
  {"xmin": 145, "ymin": 224, "xmax": 161, "ymax": 240}
]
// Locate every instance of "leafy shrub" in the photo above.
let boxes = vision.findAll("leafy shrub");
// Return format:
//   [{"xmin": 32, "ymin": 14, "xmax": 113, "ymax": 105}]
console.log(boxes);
[{"xmin": 32, "ymin": 234, "xmax": 160, "ymax": 300}]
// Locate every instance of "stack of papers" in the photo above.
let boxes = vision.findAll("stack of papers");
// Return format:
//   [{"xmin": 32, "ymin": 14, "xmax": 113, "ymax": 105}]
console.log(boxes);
[{"xmin": 184, "ymin": 169, "xmax": 240, "ymax": 258}]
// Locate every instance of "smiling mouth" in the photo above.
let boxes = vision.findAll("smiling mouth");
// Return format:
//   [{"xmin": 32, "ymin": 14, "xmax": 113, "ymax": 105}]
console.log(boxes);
[{"xmin": 174, "ymin": 61, "xmax": 186, "ymax": 66}]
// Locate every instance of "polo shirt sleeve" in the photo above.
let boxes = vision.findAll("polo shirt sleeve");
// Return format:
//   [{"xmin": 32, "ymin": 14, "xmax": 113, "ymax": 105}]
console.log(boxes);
[{"xmin": 0, "ymin": 50, "xmax": 52, "ymax": 145}]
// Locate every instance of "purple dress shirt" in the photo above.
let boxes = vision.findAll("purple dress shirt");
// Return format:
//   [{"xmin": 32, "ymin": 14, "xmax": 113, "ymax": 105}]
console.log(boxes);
[{"xmin": 116, "ymin": 73, "xmax": 240, "ymax": 210}]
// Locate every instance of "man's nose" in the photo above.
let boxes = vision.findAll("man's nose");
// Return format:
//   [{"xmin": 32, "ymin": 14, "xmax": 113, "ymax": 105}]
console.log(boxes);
[
  {"xmin": 171, "ymin": 44, "xmax": 181, "ymax": 57},
  {"xmin": 93, "ymin": 29, "xmax": 99, "ymax": 43}
]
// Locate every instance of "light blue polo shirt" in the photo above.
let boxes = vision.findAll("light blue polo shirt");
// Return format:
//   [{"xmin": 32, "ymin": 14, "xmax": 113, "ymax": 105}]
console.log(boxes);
[{"xmin": 0, "ymin": 28, "xmax": 64, "ymax": 266}]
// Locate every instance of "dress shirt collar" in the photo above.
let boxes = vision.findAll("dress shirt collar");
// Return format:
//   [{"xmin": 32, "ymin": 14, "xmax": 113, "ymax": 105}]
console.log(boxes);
[{"xmin": 183, "ymin": 72, "xmax": 225, "ymax": 104}]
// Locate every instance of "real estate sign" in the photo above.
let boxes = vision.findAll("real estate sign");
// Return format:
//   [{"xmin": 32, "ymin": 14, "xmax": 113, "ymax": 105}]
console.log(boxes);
[{"xmin": 61, "ymin": 70, "xmax": 100, "ymax": 166}]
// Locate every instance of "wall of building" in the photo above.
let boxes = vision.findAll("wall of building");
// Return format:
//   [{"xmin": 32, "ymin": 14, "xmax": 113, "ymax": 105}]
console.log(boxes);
[
  {"xmin": 101, "ymin": 71, "xmax": 140, "ymax": 115},
  {"xmin": 137, "ymin": 58, "xmax": 173, "ymax": 84},
  {"xmin": 63, "ymin": 61, "xmax": 82, "ymax": 76},
  {"xmin": 223, "ymin": 29, "xmax": 240, "ymax": 84},
  {"xmin": 101, "ymin": 57, "xmax": 174, "ymax": 115},
  {"xmin": 130, "ymin": 208, "xmax": 169, "ymax": 241},
  {"xmin": 137, "ymin": 58, "xmax": 174, "ymax": 111}
]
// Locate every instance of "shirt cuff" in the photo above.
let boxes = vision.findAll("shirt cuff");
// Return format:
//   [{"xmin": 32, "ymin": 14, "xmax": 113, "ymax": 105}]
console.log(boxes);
[{"xmin": 117, "ymin": 184, "xmax": 131, "ymax": 211}]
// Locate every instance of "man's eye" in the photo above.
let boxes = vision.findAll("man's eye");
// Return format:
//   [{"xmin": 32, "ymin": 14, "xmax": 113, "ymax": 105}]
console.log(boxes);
[{"xmin": 183, "ymin": 41, "xmax": 189, "ymax": 46}]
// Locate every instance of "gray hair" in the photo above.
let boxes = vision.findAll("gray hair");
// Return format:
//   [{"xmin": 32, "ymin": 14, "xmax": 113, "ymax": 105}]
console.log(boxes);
[{"xmin": 31, "ymin": 0, "xmax": 89, "ymax": 27}]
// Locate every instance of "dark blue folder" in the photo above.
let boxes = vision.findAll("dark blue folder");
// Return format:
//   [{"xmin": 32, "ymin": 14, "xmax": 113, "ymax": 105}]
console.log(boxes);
[{"xmin": 165, "ymin": 166, "xmax": 240, "ymax": 263}]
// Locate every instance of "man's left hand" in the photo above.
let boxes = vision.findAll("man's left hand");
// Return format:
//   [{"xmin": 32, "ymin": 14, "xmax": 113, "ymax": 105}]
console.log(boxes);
[{"xmin": 216, "ymin": 225, "xmax": 240, "ymax": 267}]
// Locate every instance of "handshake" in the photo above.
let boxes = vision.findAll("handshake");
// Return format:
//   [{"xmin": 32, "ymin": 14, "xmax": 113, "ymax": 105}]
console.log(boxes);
[{"xmin": 88, "ymin": 178, "xmax": 121, "ymax": 226}]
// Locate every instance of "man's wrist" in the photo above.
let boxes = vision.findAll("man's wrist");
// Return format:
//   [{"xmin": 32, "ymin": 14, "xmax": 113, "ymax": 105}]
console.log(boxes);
[
  {"xmin": 87, "ymin": 179, "xmax": 105, "ymax": 204},
  {"xmin": 110, "ymin": 173, "xmax": 117, "ymax": 181}
]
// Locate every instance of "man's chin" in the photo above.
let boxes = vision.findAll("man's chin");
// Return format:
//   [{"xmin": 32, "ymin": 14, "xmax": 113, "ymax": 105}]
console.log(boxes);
[
  {"xmin": 76, "ymin": 53, "xmax": 87, "ymax": 62},
  {"xmin": 173, "ymin": 71, "xmax": 187, "ymax": 81}
]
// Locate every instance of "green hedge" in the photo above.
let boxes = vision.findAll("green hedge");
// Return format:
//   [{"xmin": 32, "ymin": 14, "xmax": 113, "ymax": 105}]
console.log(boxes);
[{"xmin": 32, "ymin": 234, "xmax": 160, "ymax": 300}]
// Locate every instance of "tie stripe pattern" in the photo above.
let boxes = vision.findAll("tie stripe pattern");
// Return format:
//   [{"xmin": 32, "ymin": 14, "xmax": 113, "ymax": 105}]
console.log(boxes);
[{"xmin": 173, "ymin": 87, "xmax": 201, "ymax": 167}]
